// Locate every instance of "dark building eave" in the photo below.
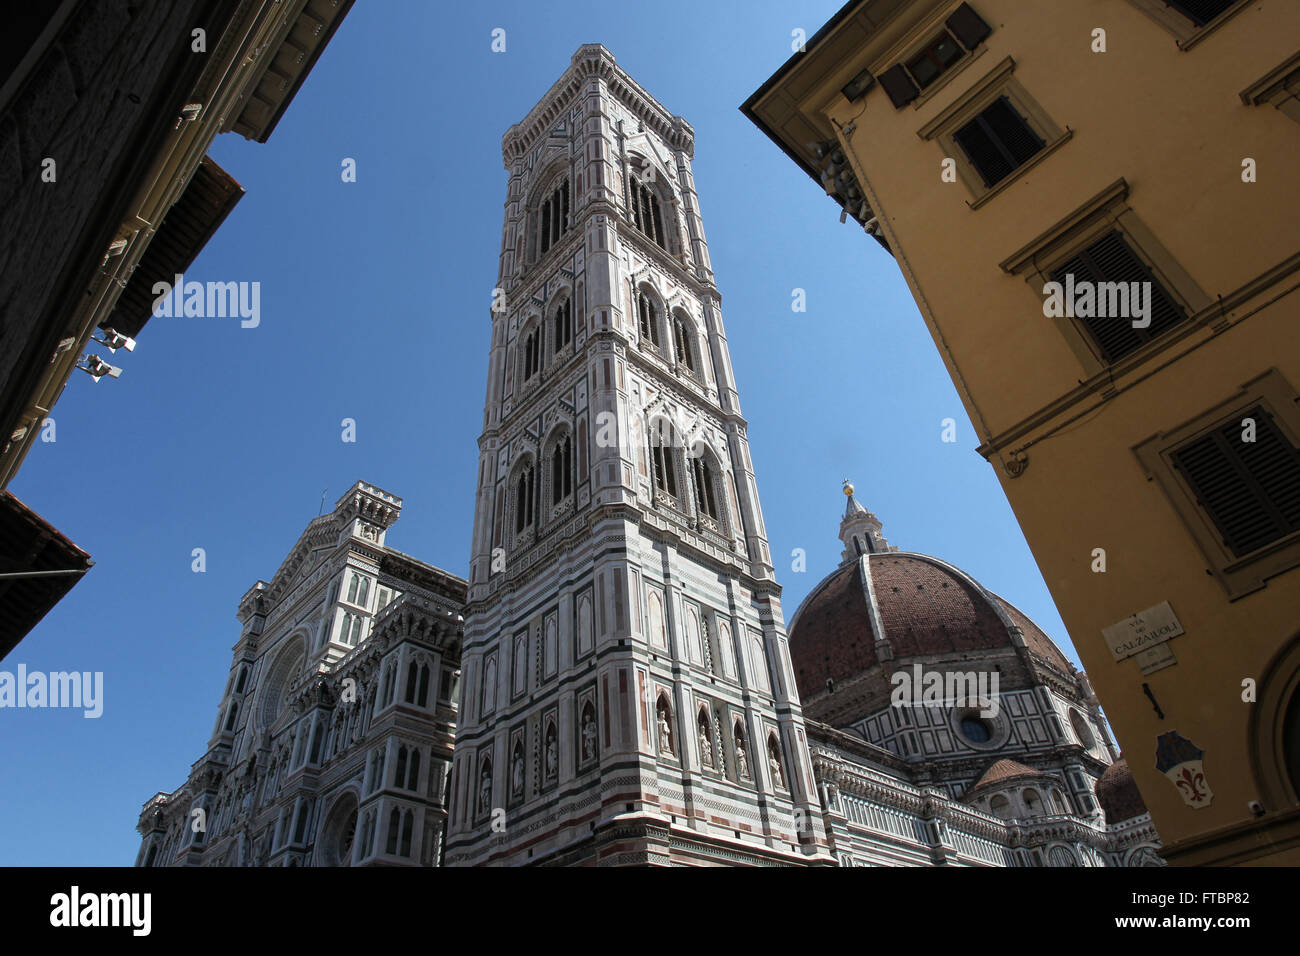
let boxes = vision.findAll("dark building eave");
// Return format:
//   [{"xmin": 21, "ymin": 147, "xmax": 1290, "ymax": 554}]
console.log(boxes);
[
  {"xmin": 102, "ymin": 155, "xmax": 246, "ymax": 340},
  {"xmin": 229, "ymin": 0, "xmax": 357, "ymax": 143},
  {"xmin": 0, "ymin": 492, "xmax": 93, "ymax": 660}
]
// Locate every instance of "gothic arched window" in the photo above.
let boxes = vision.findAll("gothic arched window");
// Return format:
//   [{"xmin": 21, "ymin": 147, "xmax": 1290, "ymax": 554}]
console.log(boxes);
[
  {"xmin": 405, "ymin": 662, "xmax": 419, "ymax": 704},
  {"xmin": 407, "ymin": 748, "xmax": 420, "ymax": 790},
  {"xmin": 648, "ymin": 419, "xmax": 679, "ymax": 499},
  {"xmin": 521, "ymin": 326, "xmax": 541, "ymax": 381},
  {"xmin": 396, "ymin": 745, "xmax": 408, "ymax": 786},
  {"xmin": 417, "ymin": 663, "xmax": 430, "ymax": 708},
  {"xmin": 399, "ymin": 810, "xmax": 414, "ymax": 857},
  {"xmin": 637, "ymin": 291, "xmax": 660, "ymax": 349},
  {"xmin": 537, "ymin": 177, "xmax": 570, "ymax": 258},
  {"xmin": 553, "ymin": 298, "xmax": 573, "ymax": 352},
  {"xmin": 386, "ymin": 808, "xmax": 400, "ymax": 854},
  {"xmin": 673, "ymin": 313, "xmax": 695, "ymax": 372},
  {"xmin": 691, "ymin": 454, "xmax": 719, "ymax": 521},
  {"xmin": 514, "ymin": 463, "xmax": 535, "ymax": 535},
  {"xmin": 629, "ymin": 170, "xmax": 666, "ymax": 248},
  {"xmin": 550, "ymin": 434, "xmax": 573, "ymax": 508},
  {"xmin": 338, "ymin": 612, "xmax": 363, "ymax": 647}
]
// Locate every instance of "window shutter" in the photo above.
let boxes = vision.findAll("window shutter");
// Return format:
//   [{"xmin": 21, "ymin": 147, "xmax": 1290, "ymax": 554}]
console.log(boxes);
[
  {"xmin": 1050, "ymin": 231, "xmax": 1186, "ymax": 363},
  {"xmin": 953, "ymin": 120, "xmax": 1009, "ymax": 187},
  {"xmin": 1172, "ymin": 409, "xmax": 1300, "ymax": 557},
  {"xmin": 878, "ymin": 64, "xmax": 919, "ymax": 108},
  {"xmin": 946, "ymin": 2, "xmax": 992, "ymax": 50},
  {"xmin": 1167, "ymin": 0, "xmax": 1235, "ymax": 28},
  {"xmin": 982, "ymin": 97, "xmax": 1043, "ymax": 165}
]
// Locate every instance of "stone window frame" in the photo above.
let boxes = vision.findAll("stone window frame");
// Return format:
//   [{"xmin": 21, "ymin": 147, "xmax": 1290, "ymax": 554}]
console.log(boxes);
[
  {"xmin": 1126, "ymin": 0, "xmax": 1254, "ymax": 51},
  {"xmin": 1133, "ymin": 368, "xmax": 1300, "ymax": 600},
  {"xmin": 524, "ymin": 163, "xmax": 573, "ymax": 270},
  {"xmin": 1240, "ymin": 51, "xmax": 1300, "ymax": 125},
  {"xmin": 916, "ymin": 56, "xmax": 1071, "ymax": 209},
  {"xmin": 950, "ymin": 705, "xmax": 1010, "ymax": 751},
  {"xmin": 870, "ymin": 1, "xmax": 994, "ymax": 111},
  {"xmin": 999, "ymin": 178, "xmax": 1211, "ymax": 378}
]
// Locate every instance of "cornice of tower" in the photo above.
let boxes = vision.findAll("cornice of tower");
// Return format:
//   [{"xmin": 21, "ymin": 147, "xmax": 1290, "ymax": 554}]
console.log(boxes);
[{"xmin": 502, "ymin": 45, "xmax": 695, "ymax": 169}]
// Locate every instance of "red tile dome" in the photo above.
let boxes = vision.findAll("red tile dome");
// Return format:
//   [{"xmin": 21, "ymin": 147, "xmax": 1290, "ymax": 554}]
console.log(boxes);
[
  {"xmin": 789, "ymin": 488, "xmax": 1078, "ymax": 727},
  {"xmin": 788, "ymin": 551, "xmax": 1074, "ymax": 725}
]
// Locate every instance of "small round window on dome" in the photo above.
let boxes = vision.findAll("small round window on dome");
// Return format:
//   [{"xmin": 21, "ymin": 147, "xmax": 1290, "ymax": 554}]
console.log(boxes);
[{"xmin": 960, "ymin": 716, "xmax": 992, "ymax": 743}]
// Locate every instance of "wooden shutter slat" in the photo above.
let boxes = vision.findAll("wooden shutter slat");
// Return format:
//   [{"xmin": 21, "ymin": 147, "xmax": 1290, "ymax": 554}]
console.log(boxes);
[
  {"xmin": 946, "ymin": 2, "xmax": 993, "ymax": 50},
  {"xmin": 878, "ymin": 64, "xmax": 919, "ymax": 108},
  {"xmin": 953, "ymin": 122, "xmax": 1010, "ymax": 187},
  {"xmin": 1172, "ymin": 407, "xmax": 1300, "ymax": 557},
  {"xmin": 1167, "ymin": 0, "xmax": 1235, "ymax": 27}
]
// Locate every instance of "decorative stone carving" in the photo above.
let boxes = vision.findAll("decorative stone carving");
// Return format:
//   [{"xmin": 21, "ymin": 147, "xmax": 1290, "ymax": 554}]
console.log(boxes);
[{"xmin": 581, "ymin": 710, "xmax": 597, "ymax": 762}]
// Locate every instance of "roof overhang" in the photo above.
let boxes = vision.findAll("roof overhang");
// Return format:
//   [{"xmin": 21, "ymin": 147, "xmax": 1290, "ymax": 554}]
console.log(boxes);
[
  {"xmin": 0, "ymin": 492, "xmax": 93, "ymax": 660},
  {"xmin": 102, "ymin": 156, "xmax": 245, "ymax": 340},
  {"xmin": 227, "ymin": 0, "xmax": 357, "ymax": 143}
]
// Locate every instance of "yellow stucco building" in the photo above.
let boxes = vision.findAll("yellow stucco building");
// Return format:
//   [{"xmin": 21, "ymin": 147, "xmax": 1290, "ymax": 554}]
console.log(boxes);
[{"xmin": 745, "ymin": 0, "xmax": 1300, "ymax": 864}]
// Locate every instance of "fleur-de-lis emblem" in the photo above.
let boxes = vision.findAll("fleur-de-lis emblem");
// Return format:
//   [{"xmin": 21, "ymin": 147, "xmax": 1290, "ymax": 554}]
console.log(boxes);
[{"xmin": 1175, "ymin": 766, "xmax": 1206, "ymax": 802}]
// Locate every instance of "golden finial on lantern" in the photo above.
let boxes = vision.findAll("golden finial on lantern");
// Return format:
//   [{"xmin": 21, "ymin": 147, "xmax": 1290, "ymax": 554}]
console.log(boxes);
[{"xmin": 842, "ymin": 479, "xmax": 854, "ymax": 496}]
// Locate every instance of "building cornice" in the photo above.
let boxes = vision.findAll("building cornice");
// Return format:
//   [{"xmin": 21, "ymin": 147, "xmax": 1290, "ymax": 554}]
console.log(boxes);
[{"xmin": 502, "ymin": 45, "xmax": 694, "ymax": 168}]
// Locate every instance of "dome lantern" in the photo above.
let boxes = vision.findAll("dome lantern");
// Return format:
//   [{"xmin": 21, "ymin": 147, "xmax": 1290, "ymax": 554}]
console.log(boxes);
[{"xmin": 839, "ymin": 479, "xmax": 891, "ymax": 563}]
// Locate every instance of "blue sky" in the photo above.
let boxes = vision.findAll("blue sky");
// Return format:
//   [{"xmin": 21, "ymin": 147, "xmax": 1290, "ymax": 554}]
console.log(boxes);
[{"xmin": 2, "ymin": 0, "xmax": 1081, "ymax": 866}]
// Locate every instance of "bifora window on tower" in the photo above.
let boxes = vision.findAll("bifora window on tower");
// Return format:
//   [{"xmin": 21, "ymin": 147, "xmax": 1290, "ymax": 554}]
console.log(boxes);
[{"xmin": 535, "ymin": 177, "xmax": 570, "ymax": 258}]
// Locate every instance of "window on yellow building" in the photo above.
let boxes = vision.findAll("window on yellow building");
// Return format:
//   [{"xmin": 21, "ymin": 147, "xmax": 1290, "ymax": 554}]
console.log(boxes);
[
  {"xmin": 917, "ymin": 57, "xmax": 1069, "ymax": 206},
  {"xmin": 1127, "ymin": 0, "xmax": 1252, "ymax": 47},
  {"xmin": 953, "ymin": 96, "xmax": 1044, "ymax": 188},
  {"xmin": 1134, "ymin": 369, "xmax": 1300, "ymax": 599},
  {"xmin": 1047, "ymin": 231, "xmax": 1186, "ymax": 363},
  {"xmin": 877, "ymin": 3, "xmax": 992, "ymax": 107},
  {"xmin": 1170, "ymin": 407, "xmax": 1300, "ymax": 559}
]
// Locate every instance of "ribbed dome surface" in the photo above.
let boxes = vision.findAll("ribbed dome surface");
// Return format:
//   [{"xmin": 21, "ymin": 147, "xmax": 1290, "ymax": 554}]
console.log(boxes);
[
  {"xmin": 789, "ymin": 552, "xmax": 1072, "ymax": 704},
  {"xmin": 1096, "ymin": 759, "xmax": 1149, "ymax": 824}
]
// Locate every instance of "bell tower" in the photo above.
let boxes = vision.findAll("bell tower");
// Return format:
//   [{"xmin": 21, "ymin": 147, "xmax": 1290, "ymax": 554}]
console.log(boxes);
[{"xmin": 445, "ymin": 45, "xmax": 828, "ymax": 866}]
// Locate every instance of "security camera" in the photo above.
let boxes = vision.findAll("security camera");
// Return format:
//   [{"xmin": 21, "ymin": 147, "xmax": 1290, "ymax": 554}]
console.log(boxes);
[{"xmin": 1248, "ymin": 800, "xmax": 1266, "ymax": 818}]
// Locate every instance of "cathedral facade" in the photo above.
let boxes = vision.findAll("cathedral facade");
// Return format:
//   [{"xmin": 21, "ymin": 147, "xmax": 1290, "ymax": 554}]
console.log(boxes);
[
  {"xmin": 135, "ymin": 483, "xmax": 466, "ymax": 867},
  {"xmin": 136, "ymin": 48, "xmax": 1160, "ymax": 867}
]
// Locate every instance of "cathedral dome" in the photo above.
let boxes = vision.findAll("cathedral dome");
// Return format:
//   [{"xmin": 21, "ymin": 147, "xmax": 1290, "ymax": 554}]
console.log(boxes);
[
  {"xmin": 1095, "ymin": 758, "xmax": 1149, "ymax": 824},
  {"xmin": 787, "ymin": 485, "xmax": 1074, "ymax": 727}
]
